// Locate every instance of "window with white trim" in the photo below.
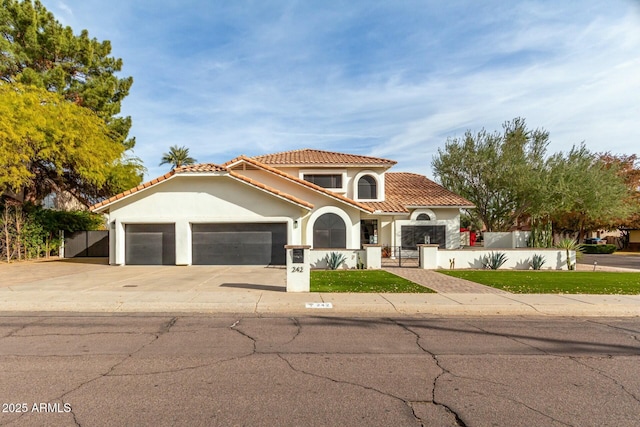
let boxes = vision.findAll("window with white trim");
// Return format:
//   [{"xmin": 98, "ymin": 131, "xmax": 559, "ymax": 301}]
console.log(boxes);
[
  {"xmin": 357, "ymin": 175, "xmax": 377, "ymax": 199},
  {"xmin": 303, "ymin": 174, "xmax": 342, "ymax": 189}
]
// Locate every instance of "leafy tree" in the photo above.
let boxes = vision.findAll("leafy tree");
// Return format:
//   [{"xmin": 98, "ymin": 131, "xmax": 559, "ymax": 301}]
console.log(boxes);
[
  {"xmin": 598, "ymin": 153, "xmax": 640, "ymax": 231},
  {"xmin": 160, "ymin": 145, "xmax": 197, "ymax": 170},
  {"xmin": 0, "ymin": 0, "xmax": 134, "ymax": 149},
  {"xmin": 433, "ymin": 119, "xmax": 631, "ymax": 242},
  {"xmin": 0, "ymin": 83, "xmax": 144, "ymax": 204},
  {"xmin": 0, "ymin": 0, "xmax": 143, "ymax": 203},
  {"xmin": 548, "ymin": 146, "xmax": 631, "ymax": 242},
  {"xmin": 432, "ymin": 118, "xmax": 549, "ymax": 231}
]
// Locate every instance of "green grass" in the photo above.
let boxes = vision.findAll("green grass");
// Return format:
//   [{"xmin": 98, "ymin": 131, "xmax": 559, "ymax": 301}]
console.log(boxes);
[
  {"xmin": 438, "ymin": 270, "xmax": 640, "ymax": 294},
  {"xmin": 311, "ymin": 270, "xmax": 435, "ymax": 293}
]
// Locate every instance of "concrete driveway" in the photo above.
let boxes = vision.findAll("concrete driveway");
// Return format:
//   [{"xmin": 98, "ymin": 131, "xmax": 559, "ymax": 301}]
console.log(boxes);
[
  {"xmin": 1, "ymin": 258, "xmax": 639, "ymax": 316},
  {"xmin": 0, "ymin": 258, "xmax": 287, "ymax": 292}
]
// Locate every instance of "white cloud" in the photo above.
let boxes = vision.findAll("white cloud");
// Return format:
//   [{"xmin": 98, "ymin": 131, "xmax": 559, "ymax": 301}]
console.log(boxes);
[{"xmin": 39, "ymin": 0, "xmax": 640, "ymax": 182}]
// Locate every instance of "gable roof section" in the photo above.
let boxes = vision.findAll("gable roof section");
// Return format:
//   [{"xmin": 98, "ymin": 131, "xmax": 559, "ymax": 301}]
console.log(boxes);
[
  {"xmin": 227, "ymin": 171, "xmax": 313, "ymax": 209},
  {"xmin": 251, "ymin": 148, "xmax": 397, "ymax": 167},
  {"xmin": 89, "ymin": 163, "xmax": 313, "ymax": 212},
  {"xmin": 226, "ymin": 155, "xmax": 375, "ymax": 213},
  {"xmin": 362, "ymin": 173, "xmax": 475, "ymax": 213}
]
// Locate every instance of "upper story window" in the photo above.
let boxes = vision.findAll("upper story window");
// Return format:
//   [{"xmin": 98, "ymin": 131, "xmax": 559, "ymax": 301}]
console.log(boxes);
[
  {"xmin": 304, "ymin": 174, "xmax": 342, "ymax": 189},
  {"xmin": 357, "ymin": 175, "xmax": 377, "ymax": 199}
]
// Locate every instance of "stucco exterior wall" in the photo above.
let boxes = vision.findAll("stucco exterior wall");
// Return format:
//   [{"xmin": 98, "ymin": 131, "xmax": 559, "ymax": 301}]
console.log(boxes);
[
  {"xmin": 237, "ymin": 169, "xmax": 364, "ymax": 249},
  {"xmin": 484, "ymin": 231, "xmax": 531, "ymax": 248},
  {"xmin": 106, "ymin": 175, "xmax": 306, "ymax": 265},
  {"xmin": 309, "ymin": 249, "xmax": 365, "ymax": 269},
  {"xmin": 433, "ymin": 248, "xmax": 573, "ymax": 270}
]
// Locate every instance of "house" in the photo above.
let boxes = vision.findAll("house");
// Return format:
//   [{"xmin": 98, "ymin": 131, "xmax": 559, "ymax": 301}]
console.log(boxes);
[{"xmin": 90, "ymin": 149, "xmax": 474, "ymax": 266}]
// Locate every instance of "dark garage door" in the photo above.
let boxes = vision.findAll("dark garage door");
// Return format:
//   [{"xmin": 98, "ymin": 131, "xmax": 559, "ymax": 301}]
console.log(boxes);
[
  {"xmin": 125, "ymin": 224, "xmax": 176, "ymax": 265},
  {"xmin": 192, "ymin": 223, "xmax": 287, "ymax": 265}
]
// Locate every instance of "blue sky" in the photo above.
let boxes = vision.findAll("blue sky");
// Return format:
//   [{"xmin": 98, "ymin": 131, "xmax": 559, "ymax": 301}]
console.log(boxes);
[{"xmin": 42, "ymin": 0, "xmax": 640, "ymax": 180}]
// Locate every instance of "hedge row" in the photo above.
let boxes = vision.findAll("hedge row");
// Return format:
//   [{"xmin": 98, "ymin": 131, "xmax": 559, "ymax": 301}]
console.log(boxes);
[{"xmin": 581, "ymin": 244, "xmax": 617, "ymax": 254}]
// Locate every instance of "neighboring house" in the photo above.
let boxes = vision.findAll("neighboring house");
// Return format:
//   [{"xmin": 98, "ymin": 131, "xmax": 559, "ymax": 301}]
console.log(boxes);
[
  {"xmin": 42, "ymin": 190, "xmax": 88, "ymax": 211},
  {"xmin": 90, "ymin": 149, "xmax": 474, "ymax": 265}
]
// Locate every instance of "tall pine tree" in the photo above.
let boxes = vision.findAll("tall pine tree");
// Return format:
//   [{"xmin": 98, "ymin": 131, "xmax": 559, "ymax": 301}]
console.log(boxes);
[{"xmin": 0, "ymin": 0, "xmax": 143, "ymax": 203}]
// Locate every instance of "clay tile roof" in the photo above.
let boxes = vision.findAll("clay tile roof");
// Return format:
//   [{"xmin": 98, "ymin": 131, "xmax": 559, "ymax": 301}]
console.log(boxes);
[
  {"xmin": 89, "ymin": 162, "xmax": 315, "ymax": 212},
  {"xmin": 89, "ymin": 164, "xmax": 227, "ymax": 211},
  {"xmin": 174, "ymin": 163, "xmax": 227, "ymax": 173},
  {"xmin": 252, "ymin": 148, "xmax": 397, "ymax": 167},
  {"xmin": 362, "ymin": 173, "xmax": 475, "ymax": 213}
]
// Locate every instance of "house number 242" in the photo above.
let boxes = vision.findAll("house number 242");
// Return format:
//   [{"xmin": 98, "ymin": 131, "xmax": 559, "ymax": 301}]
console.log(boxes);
[{"xmin": 291, "ymin": 266, "xmax": 304, "ymax": 273}]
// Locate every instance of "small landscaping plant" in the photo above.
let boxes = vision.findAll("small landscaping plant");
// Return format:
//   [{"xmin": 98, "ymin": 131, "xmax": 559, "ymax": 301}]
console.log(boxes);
[
  {"xmin": 325, "ymin": 252, "xmax": 348, "ymax": 270},
  {"xmin": 481, "ymin": 251, "xmax": 508, "ymax": 270},
  {"xmin": 530, "ymin": 254, "xmax": 546, "ymax": 270},
  {"xmin": 555, "ymin": 239, "xmax": 584, "ymax": 270}
]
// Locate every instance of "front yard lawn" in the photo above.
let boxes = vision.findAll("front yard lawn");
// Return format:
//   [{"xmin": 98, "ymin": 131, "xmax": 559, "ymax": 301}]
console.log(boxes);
[
  {"xmin": 438, "ymin": 270, "xmax": 640, "ymax": 294},
  {"xmin": 311, "ymin": 270, "xmax": 434, "ymax": 293}
]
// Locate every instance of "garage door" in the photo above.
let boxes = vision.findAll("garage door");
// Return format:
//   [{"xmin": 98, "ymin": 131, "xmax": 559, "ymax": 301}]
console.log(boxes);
[
  {"xmin": 125, "ymin": 224, "xmax": 176, "ymax": 265},
  {"xmin": 192, "ymin": 223, "xmax": 287, "ymax": 265}
]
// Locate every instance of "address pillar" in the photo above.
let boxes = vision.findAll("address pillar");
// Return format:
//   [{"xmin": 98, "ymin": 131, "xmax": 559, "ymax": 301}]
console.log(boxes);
[{"xmin": 285, "ymin": 245, "xmax": 311, "ymax": 292}]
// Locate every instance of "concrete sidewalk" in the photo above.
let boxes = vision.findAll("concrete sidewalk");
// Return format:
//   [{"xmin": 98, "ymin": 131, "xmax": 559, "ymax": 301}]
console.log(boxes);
[{"xmin": 0, "ymin": 260, "xmax": 638, "ymax": 316}]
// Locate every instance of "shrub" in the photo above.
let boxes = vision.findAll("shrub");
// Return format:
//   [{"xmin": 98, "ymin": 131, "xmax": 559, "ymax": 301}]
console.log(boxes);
[
  {"xmin": 555, "ymin": 239, "xmax": 585, "ymax": 270},
  {"xmin": 481, "ymin": 252, "xmax": 508, "ymax": 270},
  {"xmin": 530, "ymin": 254, "xmax": 546, "ymax": 270},
  {"xmin": 581, "ymin": 244, "xmax": 617, "ymax": 254},
  {"xmin": 325, "ymin": 252, "xmax": 348, "ymax": 270}
]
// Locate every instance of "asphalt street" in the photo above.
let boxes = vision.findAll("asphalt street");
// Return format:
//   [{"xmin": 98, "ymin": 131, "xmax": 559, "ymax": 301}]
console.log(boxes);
[
  {"xmin": 579, "ymin": 254, "xmax": 640, "ymax": 270},
  {"xmin": 0, "ymin": 314, "xmax": 639, "ymax": 427}
]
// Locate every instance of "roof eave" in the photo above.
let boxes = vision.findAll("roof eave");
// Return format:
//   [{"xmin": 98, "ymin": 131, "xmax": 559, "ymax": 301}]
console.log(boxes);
[{"xmin": 405, "ymin": 204, "xmax": 476, "ymax": 209}]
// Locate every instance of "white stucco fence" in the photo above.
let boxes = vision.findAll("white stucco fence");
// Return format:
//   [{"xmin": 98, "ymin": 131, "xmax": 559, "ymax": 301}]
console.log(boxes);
[
  {"xmin": 310, "ymin": 249, "xmax": 366, "ymax": 269},
  {"xmin": 483, "ymin": 231, "xmax": 531, "ymax": 249},
  {"xmin": 419, "ymin": 246, "xmax": 575, "ymax": 270}
]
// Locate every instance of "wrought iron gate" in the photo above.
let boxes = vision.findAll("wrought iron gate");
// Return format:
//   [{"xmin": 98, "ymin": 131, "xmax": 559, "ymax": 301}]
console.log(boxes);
[{"xmin": 381, "ymin": 246, "xmax": 419, "ymax": 268}]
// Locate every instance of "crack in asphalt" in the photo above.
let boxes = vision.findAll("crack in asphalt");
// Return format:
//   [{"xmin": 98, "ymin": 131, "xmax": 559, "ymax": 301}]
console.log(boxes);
[
  {"xmin": 478, "ymin": 389, "xmax": 576, "ymax": 427},
  {"xmin": 0, "ymin": 317, "xmax": 179, "ymax": 427},
  {"xmin": 230, "ymin": 318, "xmax": 257, "ymax": 354},
  {"xmin": 276, "ymin": 353, "xmax": 425, "ymax": 426},
  {"xmin": 51, "ymin": 316, "xmax": 179, "ymax": 426},
  {"xmin": 4, "ymin": 331, "xmax": 155, "ymax": 337},
  {"xmin": 0, "ymin": 317, "xmax": 47, "ymax": 338},
  {"xmin": 586, "ymin": 319, "xmax": 640, "ymax": 343},
  {"xmin": 569, "ymin": 356, "xmax": 640, "ymax": 404},
  {"xmin": 282, "ymin": 317, "xmax": 301, "ymax": 345},
  {"xmin": 391, "ymin": 319, "xmax": 467, "ymax": 427}
]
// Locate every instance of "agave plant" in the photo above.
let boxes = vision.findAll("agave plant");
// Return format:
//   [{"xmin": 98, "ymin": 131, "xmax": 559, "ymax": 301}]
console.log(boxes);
[
  {"xmin": 481, "ymin": 251, "xmax": 508, "ymax": 270},
  {"xmin": 530, "ymin": 254, "xmax": 546, "ymax": 270},
  {"xmin": 555, "ymin": 239, "xmax": 584, "ymax": 270},
  {"xmin": 325, "ymin": 252, "xmax": 348, "ymax": 270}
]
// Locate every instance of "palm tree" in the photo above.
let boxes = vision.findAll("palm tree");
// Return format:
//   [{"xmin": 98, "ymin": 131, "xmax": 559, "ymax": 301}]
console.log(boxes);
[{"xmin": 159, "ymin": 145, "xmax": 197, "ymax": 169}]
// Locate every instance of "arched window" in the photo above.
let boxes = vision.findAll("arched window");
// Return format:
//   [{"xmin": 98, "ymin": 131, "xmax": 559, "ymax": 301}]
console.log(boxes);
[
  {"xmin": 417, "ymin": 213, "xmax": 431, "ymax": 221},
  {"xmin": 358, "ymin": 175, "xmax": 377, "ymax": 199},
  {"xmin": 313, "ymin": 213, "xmax": 346, "ymax": 248}
]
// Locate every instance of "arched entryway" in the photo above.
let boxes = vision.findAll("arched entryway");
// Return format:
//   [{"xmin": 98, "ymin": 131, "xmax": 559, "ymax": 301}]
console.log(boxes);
[{"xmin": 313, "ymin": 213, "xmax": 346, "ymax": 248}]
